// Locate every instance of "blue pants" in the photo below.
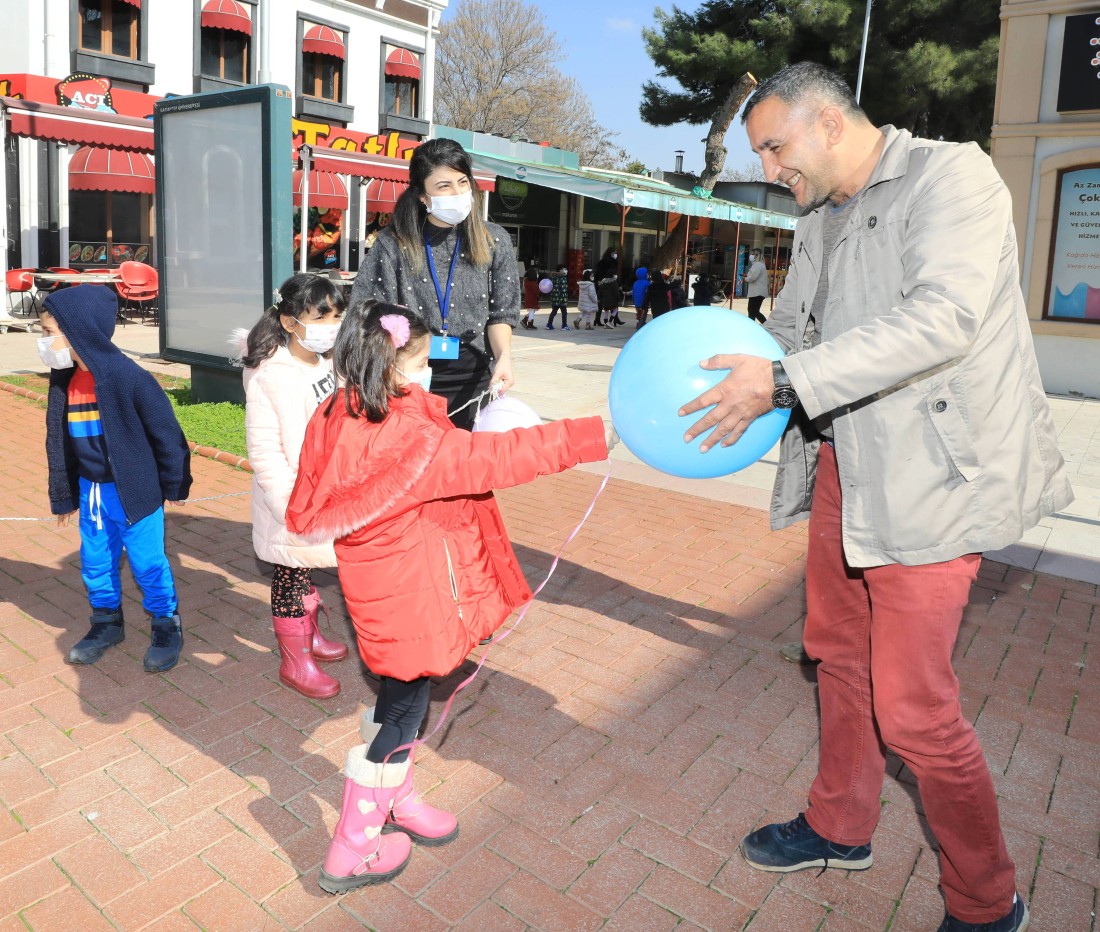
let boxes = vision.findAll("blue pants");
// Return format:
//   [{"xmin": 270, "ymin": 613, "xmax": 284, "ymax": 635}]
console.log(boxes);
[{"xmin": 79, "ymin": 477, "xmax": 178, "ymax": 617}]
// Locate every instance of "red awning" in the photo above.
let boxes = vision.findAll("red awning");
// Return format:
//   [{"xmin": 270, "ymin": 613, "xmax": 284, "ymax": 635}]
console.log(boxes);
[
  {"xmin": 69, "ymin": 146, "xmax": 155, "ymax": 194},
  {"xmin": 201, "ymin": 0, "xmax": 252, "ymax": 35},
  {"xmin": 303, "ymin": 24, "xmax": 345, "ymax": 61},
  {"xmin": 293, "ymin": 169, "xmax": 348, "ymax": 211},
  {"xmin": 364, "ymin": 178, "xmax": 407, "ymax": 213},
  {"xmin": 1, "ymin": 97, "xmax": 154, "ymax": 152},
  {"xmin": 385, "ymin": 48, "xmax": 421, "ymax": 81},
  {"xmin": 303, "ymin": 144, "xmax": 495, "ymax": 192}
]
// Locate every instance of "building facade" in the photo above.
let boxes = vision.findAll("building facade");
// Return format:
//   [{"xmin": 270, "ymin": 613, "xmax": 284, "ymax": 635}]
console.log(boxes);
[
  {"xmin": 1, "ymin": 0, "xmax": 444, "ymax": 279},
  {"xmin": 992, "ymin": 0, "xmax": 1100, "ymax": 396}
]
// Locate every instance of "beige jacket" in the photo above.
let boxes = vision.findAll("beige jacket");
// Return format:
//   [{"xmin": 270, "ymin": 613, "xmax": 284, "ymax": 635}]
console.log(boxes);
[
  {"xmin": 243, "ymin": 345, "xmax": 337, "ymax": 568},
  {"xmin": 768, "ymin": 126, "xmax": 1073, "ymax": 567}
]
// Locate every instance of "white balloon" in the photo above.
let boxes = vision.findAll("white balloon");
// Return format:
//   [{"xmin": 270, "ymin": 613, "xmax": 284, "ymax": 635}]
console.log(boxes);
[{"xmin": 473, "ymin": 396, "xmax": 543, "ymax": 432}]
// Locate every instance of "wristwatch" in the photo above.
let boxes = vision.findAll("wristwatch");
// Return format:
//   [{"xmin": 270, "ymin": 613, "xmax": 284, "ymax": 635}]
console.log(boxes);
[{"xmin": 771, "ymin": 360, "xmax": 798, "ymax": 410}]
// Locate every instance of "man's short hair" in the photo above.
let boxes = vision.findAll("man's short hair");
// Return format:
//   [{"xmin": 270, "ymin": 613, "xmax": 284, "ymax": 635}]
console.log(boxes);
[{"xmin": 742, "ymin": 62, "xmax": 865, "ymax": 125}]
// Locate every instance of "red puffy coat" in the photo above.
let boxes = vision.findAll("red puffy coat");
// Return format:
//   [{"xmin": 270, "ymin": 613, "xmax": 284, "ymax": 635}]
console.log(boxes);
[{"xmin": 286, "ymin": 386, "xmax": 607, "ymax": 680}]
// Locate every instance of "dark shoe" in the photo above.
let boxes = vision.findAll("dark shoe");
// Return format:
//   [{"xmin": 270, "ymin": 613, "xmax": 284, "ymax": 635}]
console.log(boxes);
[
  {"xmin": 478, "ymin": 634, "xmax": 494, "ymax": 646},
  {"xmin": 780, "ymin": 641, "xmax": 814, "ymax": 664},
  {"xmin": 545, "ymin": 324, "xmax": 554, "ymax": 330},
  {"xmin": 67, "ymin": 606, "xmax": 125, "ymax": 664},
  {"xmin": 741, "ymin": 813, "xmax": 872, "ymax": 873},
  {"xmin": 144, "ymin": 613, "xmax": 183, "ymax": 673},
  {"xmin": 937, "ymin": 893, "xmax": 1029, "ymax": 932}
]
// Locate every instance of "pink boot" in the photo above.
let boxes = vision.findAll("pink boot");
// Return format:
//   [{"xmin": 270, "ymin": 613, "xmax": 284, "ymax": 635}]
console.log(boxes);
[
  {"xmin": 303, "ymin": 586, "xmax": 348, "ymax": 662},
  {"xmin": 319, "ymin": 745, "xmax": 412, "ymax": 894},
  {"xmin": 358, "ymin": 707, "xmax": 458, "ymax": 846},
  {"xmin": 272, "ymin": 614, "xmax": 340, "ymax": 699}
]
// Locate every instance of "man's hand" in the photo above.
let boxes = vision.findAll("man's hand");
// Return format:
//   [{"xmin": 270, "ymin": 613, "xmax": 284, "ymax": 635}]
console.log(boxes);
[
  {"xmin": 57, "ymin": 510, "xmax": 77, "ymax": 528},
  {"xmin": 678, "ymin": 354, "xmax": 775, "ymax": 452}
]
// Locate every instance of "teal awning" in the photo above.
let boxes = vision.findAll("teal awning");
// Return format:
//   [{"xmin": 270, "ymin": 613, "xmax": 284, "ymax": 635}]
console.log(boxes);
[{"xmin": 468, "ymin": 151, "xmax": 799, "ymax": 231}]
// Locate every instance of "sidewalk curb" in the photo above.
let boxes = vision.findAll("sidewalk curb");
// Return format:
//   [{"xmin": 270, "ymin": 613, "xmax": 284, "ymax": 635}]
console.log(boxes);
[{"xmin": 0, "ymin": 379, "xmax": 253, "ymax": 473}]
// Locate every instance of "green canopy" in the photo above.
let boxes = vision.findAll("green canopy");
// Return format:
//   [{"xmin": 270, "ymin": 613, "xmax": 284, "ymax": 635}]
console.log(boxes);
[{"xmin": 468, "ymin": 151, "xmax": 799, "ymax": 231}]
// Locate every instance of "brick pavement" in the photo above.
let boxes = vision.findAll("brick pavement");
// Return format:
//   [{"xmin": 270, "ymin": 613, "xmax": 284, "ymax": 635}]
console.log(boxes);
[{"xmin": 0, "ymin": 386, "xmax": 1097, "ymax": 931}]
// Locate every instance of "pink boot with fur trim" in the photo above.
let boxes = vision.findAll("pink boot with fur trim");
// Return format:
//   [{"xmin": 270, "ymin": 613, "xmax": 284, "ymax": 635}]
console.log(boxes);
[
  {"xmin": 318, "ymin": 745, "xmax": 412, "ymax": 894},
  {"xmin": 303, "ymin": 586, "xmax": 348, "ymax": 662}
]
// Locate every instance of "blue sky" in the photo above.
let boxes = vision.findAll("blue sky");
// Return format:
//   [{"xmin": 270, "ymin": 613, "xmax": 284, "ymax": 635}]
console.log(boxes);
[{"xmin": 439, "ymin": 1, "xmax": 760, "ymax": 176}]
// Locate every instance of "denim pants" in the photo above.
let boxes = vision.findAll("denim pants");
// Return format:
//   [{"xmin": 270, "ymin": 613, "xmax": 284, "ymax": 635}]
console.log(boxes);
[
  {"xmin": 79, "ymin": 477, "xmax": 178, "ymax": 618},
  {"xmin": 802, "ymin": 443, "xmax": 1015, "ymax": 923}
]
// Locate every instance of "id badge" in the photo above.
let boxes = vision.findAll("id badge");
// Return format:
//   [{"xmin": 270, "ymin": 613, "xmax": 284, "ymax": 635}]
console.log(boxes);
[{"xmin": 429, "ymin": 335, "xmax": 460, "ymax": 359}]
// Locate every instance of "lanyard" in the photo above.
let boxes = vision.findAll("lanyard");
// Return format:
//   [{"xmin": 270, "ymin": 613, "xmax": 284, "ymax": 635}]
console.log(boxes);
[{"xmin": 424, "ymin": 230, "xmax": 462, "ymax": 334}]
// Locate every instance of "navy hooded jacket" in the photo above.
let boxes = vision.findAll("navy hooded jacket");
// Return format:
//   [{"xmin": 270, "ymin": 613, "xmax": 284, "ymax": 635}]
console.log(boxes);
[
  {"xmin": 44, "ymin": 284, "xmax": 192, "ymax": 523},
  {"xmin": 632, "ymin": 267, "xmax": 649, "ymax": 311}
]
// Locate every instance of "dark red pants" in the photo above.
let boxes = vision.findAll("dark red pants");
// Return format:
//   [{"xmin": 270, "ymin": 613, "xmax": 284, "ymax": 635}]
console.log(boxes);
[{"xmin": 802, "ymin": 443, "xmax": 1015, "ymax": 923}]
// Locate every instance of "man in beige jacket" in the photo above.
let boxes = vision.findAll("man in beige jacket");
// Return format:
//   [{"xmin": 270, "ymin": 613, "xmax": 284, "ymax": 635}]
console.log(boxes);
[{"xmin": 681, "ymin": 63, "xmax": 1071, "ymax": 932}]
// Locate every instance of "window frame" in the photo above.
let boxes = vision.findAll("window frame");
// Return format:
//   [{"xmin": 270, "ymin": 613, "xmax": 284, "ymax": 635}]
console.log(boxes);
[{"xmin": 77, "ymin": 0, "xmax": 139, "ymax": 60}]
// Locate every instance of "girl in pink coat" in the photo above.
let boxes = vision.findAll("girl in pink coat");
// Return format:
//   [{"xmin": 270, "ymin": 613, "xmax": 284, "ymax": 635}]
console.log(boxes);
[
  {"xmin": 238, "ymin": 274, "xmax": 348, "ymax": 700},
  {"xmin": 286, "ymin": 301, "xmax": 611, "ymax": 893}
]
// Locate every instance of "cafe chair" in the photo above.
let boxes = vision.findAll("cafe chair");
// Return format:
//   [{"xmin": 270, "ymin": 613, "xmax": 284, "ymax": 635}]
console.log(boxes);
[
  {"xmin": 5, "ymin": 268, "xmax": 40, "ymax": 325},
  {"xmin": 117, "ymin": 261, "xmax": 159, "ymax": 325},
  {"xmin": 34, "ymin": 266, "xmax": 80, "ymax": 299}
]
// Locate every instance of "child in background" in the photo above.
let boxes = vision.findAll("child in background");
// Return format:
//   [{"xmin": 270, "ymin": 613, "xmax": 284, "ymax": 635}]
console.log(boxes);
[
  {"xmin": 545, "ymin": 263, "xmax": 570, "ymax": 331},
  {"xmin": 41, "ymin": 285, "xmax": 192, "ymax": 673},
  {"xmin": 286, "ymin": 301, "xmax": 611, "ymax": 893},
  {"xmin": 237, "ymin": 273, "xmax": 348, "ymax": 700},
  {"xmin": 597, "ymin": 271, "xmax": 623, "ymax": 327},
  {"xmin": 521, "ymin": 268, "xmax": 540, "ymax": 329},
  {"xmin": 632, "ymin": 266, "xmax": 651, "ymax": 329},
  {"xmin": 577, "ymin": 269, "xmax": 599, "ymax": 330}
]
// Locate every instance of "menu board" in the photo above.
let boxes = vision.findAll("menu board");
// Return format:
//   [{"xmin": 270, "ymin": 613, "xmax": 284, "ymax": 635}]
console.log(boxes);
[
  {"xmin": 1045, "ymin": 165, "xmax": 1100, "ymax": 322},
  {"xmin": 67, "ymin": 242, "xmax": 150, "ymax": 266}
]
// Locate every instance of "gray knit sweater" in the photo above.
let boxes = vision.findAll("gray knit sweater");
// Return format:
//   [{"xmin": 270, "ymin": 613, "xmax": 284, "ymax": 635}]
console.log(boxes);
[{"xmin": 349, "ymin": 220, "xmax": 520, "ymax": 354}]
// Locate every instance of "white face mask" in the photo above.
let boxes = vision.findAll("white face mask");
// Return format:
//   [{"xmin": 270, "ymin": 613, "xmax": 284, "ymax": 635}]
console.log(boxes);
[
  {"xmin": 294, "ymin": 319, "xmax": 340, "ymax": 354},
  {"xmin": 37, "ymin": 336, "xmax": 74, "ymax": 370},
  {"xmin": 425, "ymin": 189, "xmax": 473, "ymax": 226},
  {"xmin": 397, "ymin": 365, "xmax": 433, "ymax": 392}
]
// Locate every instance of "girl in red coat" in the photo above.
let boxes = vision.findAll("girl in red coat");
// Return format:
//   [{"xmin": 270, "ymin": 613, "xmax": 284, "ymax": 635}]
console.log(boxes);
[{"xmin": 286, "ymin": 301, "xmax": 610, "ymax": 894}]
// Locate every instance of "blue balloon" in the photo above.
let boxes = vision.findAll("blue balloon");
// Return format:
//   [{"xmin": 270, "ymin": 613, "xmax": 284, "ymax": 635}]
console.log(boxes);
[{"xmin": 608, "ymin": 306, "xmax": 790, "ymax": 478}]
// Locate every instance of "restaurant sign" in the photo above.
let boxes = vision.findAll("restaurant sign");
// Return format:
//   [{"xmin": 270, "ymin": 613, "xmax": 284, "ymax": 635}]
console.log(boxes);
[
  {"xmin": 57, "ymin": 73, "xmax": 116, "ymax": 113},
  {"xmin": 292, "ymin": 118, "xmax": 419, "ymax": 160}
]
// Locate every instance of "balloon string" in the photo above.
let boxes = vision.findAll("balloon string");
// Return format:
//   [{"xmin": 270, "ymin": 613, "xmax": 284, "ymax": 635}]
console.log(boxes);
[{"xmin": 382, "ymin": 460, "xmax": 613, "ymax": 764}]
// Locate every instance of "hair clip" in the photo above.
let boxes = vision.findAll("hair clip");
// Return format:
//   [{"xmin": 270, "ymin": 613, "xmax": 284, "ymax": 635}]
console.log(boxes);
[
  {"xmin": 379, "ymin": 314, "xmax": 410, "ymax": 348},
  {"xmin": 272, "ymin": 287, "xmax": 282, "ymax": 305}
]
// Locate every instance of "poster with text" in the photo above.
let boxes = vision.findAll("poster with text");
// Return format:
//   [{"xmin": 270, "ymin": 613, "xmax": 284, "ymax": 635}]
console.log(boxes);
[{"xmin": 1046, "ymin": 166, "xmax": 1100, "ymax": 322}]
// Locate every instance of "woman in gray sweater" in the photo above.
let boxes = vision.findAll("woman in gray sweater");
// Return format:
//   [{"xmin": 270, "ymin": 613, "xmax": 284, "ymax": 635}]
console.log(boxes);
[{"xmin": 350, "ymin": 139, "xmax": 520, "ymax": 429}]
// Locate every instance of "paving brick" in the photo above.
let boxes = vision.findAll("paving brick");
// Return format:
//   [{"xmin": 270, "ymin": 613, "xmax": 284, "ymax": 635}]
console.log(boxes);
[
  {"xmin": 419, "ymin": 845, "xmax": 517, "ymax": 923},
  {"xmin": 621, "ymin": 818, "xmax": 727, "ymax": 884},
  {"xmin": 491, "ymin": 870, "xmax": 604, "ymax": 931},
  {"xmin": 201, "ymin": 831, "xmax": 298, "ymax": 901},
  {"xmin": 638, "ymin": 864, "xmax": 749, "ymax": 930},
  {"xmin": 182, "ymin": 880, "xmax": 273, "ymax": 930},
  {"xmin": 152, "ymin": 767, "xmax": 251, "ymax": 827},
  {"xmin": 13, "ymin": 769, "xmax": 117, "ymax": 829},
  {"xmin": 0, "ymin": 859, "xmax": 69, "ymax": 920},
  {"xmin": 567, "ymin": 842, "xmax": 655, "ymax": 916},
  {"xmin": 54, "ymin": 832, "xmax": 149, "ymax": 905},
  {"xmin": 451, "ymin": 897, "xmax": 527, "ymax": 931},
  {"xmin": 17, "ymin": 884, "xmax": 115, "ymax": 931},
  {"xmin": 103, "ymin": 857, "xmax": 221, "ymax": 929},
  {"xmin": 599, "ymin": 893, "xmax": 682, "ymax": 931},
  {"xmin": 487, "ymin": 821, "xmax": 589, "ymax": 889}
]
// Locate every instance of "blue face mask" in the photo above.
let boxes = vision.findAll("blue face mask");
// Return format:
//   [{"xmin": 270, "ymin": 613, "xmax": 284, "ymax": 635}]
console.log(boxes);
[{"xmin": 397, "ymin": 365, "xmax": 432, "ymax": 392}]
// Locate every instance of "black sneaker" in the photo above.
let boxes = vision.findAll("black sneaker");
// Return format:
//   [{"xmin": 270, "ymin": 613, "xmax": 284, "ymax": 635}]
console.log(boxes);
[
  {"xmin": 741, "ymin": 813, "xmax": 872, "ymax": 872},
  {"xmin": 937, "ymin": 893, "xmax": 1029, "ymax": 932},
  {"xmin": 66, "ymin": 606, "xmax": 125, "ymax": 664},
  {"xmin": 144, "ymin": 613, "xmax": 183, "ymax": 673}
]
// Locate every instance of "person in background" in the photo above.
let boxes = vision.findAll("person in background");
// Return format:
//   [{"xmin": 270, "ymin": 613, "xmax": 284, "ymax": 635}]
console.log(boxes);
[
  {"xmin": 521, "ymin": 268, "xmax": 540, "ymax": 329},
  {"xmin": 679, "ymin": 61, "xmax": 1072, "ymax": 932},
  {"xmin": 546, "ymin": 264, "xmax": 570, "ymax": 331},
  {"xmin": 644, "ymin": 270, "xmax": 673, "ymax": 319},
  {"xmin": 597, "ymin": 269, "xmax": 623, "ymax": 326},
  {"xmin": 744, "ymin": 250, "xmax": 769, "ymax": 323},
  {"xmin": 286, "ymin": 301, "xmax": 612, "ymax": 893},
  {"xmin": 669, "ymin": 275, "xmax": 688, "ymax": 309},
  {"xmin": 577, "ymin": 269, "xmax": 599, "ymax": 330},
  {"xmin": 236, "ymin": 273, "xmax": 349, "ymax": 700},
  {"xmin": 40, "ymin": 285, "xmax": 192, "ymax": 673},
  {"xmin": 632, "ymin": 267, "xmax": 650, "ymax": 328},
  {"xmin": 594, "ymin": 245, "xmax": 619, "ymax": 287},
  {"xmin": 349, "ymin": 138, "xmax": 520, "ymax": 430},
  {"xmin": 692, "ymin": 272, "xmax": 713, "ymax": 306}
]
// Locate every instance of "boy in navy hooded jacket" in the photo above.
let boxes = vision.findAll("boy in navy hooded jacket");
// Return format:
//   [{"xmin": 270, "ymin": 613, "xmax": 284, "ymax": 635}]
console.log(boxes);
[{"xmin": 40, "ymin": 285, "xmax": 192, "ymax": 672}]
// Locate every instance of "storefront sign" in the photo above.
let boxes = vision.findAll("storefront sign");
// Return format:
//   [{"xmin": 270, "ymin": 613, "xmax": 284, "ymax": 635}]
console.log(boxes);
[
  {"xmin": 582, "ymin": 198, "xmax": 661, "ymax": 231},
  {"xmin": 292, "ymin": 118, "xmax": 418, "ymax": 159},
  {"xmin": 57, "ymin": 73, "xmax": 116, "ymax": 113},
  {"xmin": 488, "ymin": 178, "xmax": 560, "ymax": 225},
  {"xmin": 1057, "ymin": 14, "xmax": 1100, "ymax": 113},
  {"xmin": 1044, "ymin": 164, "xmax": 1100, "ymax": 321}
]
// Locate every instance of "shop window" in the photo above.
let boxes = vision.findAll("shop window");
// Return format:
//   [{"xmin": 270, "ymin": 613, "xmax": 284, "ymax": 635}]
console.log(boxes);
[
  {"xmin": 201, "ymin": 28, "xmax": 249, "ymax": 82},
  {"xmin": 303, "ymin": 52, "xmax": 341, "ymax": 102},
  {"xmin": 69, "ymin": 190, "xmax": 149, "ymax": 265},
  {"xmin": 79, "ymin": 0, "xmax": 139, "ymax": 60}
]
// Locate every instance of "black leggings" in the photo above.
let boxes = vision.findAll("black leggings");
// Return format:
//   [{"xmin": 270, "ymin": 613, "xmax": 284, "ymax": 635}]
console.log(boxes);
[
  {"xmin": 547, "ymin": 305, "xmax": 568, "ymax": 326},
  {"xmin": 747, "ymin": 295, "xmax": 767, "ymax": 323},
  {"xmin": 271, "ymin": 565, "xmax": 311, "ymax": 618},
  {"xmin": 366, "ymin": 675, "xmax": 432, "ymax": 764}
]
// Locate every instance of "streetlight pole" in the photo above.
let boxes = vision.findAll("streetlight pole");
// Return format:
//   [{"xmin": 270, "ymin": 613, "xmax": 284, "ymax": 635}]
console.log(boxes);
[{"xmin": 855, "ymin": 0, "xmax": 873, "ymax": 104}]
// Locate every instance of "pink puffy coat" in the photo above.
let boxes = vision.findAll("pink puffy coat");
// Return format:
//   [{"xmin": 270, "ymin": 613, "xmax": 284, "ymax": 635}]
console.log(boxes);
[{"xmin": 286, "ymin": 387, "xmax": 607, "ymax": 680}]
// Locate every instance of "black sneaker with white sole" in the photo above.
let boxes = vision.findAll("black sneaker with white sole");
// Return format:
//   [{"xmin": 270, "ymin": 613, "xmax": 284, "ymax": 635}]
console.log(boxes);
[
  {"xmin": 936, "ymin": 893, "xmax": 1029, "ymax": 932},
  {"xmin": 741, "ymin": 813, "xmax": 872, "ymax": 873}
]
